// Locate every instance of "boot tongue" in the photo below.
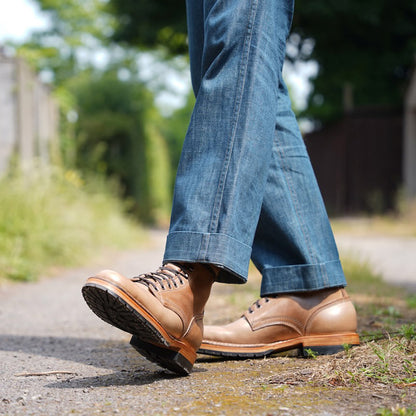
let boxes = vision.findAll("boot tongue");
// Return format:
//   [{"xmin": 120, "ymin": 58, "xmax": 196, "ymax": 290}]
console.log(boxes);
[{"xmin": 167, "ymin": 262, "xmax": 193, "ymax": 276}]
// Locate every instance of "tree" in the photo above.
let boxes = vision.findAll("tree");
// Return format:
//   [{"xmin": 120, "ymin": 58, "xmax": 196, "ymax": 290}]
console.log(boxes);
[
  {"xmin": 292, "ymin": 0, "xmax": 416, "ymax": 122},
  {"xmin": 161, "ymin": 92, "xmax": 195, "ymax": 191},
  {"xmin": 72, "ymin": 73, "xmax": 148, "ymax": 199},
  {"xmin": 15, "ymin": 0, "xmax": 173, "ymax": 222},
  {"xmin": 109, "ymin": 0, "xmax": 187, "ymax": 54},
  {"xmin": 109, "ymin": 0, "xmax": 416, "ymax": 123}
]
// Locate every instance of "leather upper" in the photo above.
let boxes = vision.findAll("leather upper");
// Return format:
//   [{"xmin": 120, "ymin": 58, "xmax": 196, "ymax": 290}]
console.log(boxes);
[
  {"xmin": 96, "ymin": 264, "xmax": 215, "ymax": 349},
  {"xmin": 203, "ymin": 288, "xmax": 357, "ymax": 345}
]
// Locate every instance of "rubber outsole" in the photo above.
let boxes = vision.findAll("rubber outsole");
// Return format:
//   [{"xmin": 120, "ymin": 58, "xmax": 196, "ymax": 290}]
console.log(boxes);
[
  {"xmin": 130, "ymin": 335, "xmax": 192, "ymax": 375},
  {"xmin": 198, "ymin": 334, "xmax": 360, "ymax": 358},
  {"xmin": 197, "ymin": 344, "xmax": 346, "ymax": 358},
  {"xmin": 82, "ymin": 282, "xmax": 193, "ymax": 375}
]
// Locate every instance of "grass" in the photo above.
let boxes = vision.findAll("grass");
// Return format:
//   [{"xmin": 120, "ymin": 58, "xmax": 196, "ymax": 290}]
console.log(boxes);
[
  {"xmin": 210, "ymin": 252, "xmax": 416, "ymax": 413},
  {"xmin": 270, "ymin": 253, "xmax": 416, "ymax": 388},
  {"xmin": 376, "ymin": 407, "xmax": 416, "ymax": 416},
  {"xmin": 0, "ymin": 166, "xmax": 143, "ymax": 282}
]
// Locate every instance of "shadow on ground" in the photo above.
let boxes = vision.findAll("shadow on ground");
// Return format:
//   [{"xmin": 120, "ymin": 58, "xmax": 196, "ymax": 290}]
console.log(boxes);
[{"xmin": 0, "ymin": 334, "xmax": 193, "ymax": 388}]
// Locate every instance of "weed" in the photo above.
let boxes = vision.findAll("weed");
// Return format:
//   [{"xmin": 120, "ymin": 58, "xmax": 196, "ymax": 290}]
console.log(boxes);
[
  {"xmin": 376, "ymin": 406, "xmax": 416, "ymax": 416},
  {"xmin": 355, "ymin": 338, "xmax": 416, "ymax": 386},
  {"xmin": 304, "ymin": 348, "xmax": 318, "ymax": 359},
  {"xmin": 399, "ymin": 324, "xmax": 416, "ymax": 341},
  {"xmin": 343, "ymin": 343, "xmax": 353, "ymax": 357},
  {"xmin": 0, "ymin": 166, "xmax": 142, "ymax": 281},
  {"xmin": 360, "ymin": 329, "xmax": 387, "ymax": 343},
  {"xmin": 376, "ymin": 306, "xmax": 402, "ymax": 318},
  {"xmin": 406, "ymin": 296, "xmax": 416, "ymax": 309}
]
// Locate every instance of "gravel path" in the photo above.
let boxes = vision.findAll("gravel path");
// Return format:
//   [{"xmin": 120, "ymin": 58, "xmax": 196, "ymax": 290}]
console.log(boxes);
[
  {"xmin": 1, "ymin": 229, "xmax": 415, "ymax": 415},
  {"xmin": 0, "ymin": 229, "xmax": 168, "ymax": 416}
]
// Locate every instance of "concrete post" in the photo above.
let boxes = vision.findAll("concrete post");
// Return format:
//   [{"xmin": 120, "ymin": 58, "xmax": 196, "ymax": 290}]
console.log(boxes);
[
  {"xmin": 0, "ymin": 55, "xmax": 17, "ymax": 173},
  {"xmin": 0, "ymin": 54, "xmax": 58, "ymax": 176}
]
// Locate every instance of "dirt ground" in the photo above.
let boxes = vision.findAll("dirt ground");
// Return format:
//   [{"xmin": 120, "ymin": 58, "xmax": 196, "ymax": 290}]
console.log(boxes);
[{"xmin": 0, "ymin": 229, "xmax": 415, "ymax": 416}]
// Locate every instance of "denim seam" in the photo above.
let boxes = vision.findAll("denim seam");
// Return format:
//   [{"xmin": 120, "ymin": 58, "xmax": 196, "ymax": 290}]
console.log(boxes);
[
  {"xmin": 167, "ymin": 230, "xmax": 253, "ymax": 251},
  {"xmin": 277, "ymin": 139, "xmax": 330, "ymax": 285},
  {"xmin": 207, "ymin": 0, "xmax": 259, "ymax": 238},
  {"xmin": 261, "ymin": 259, "xmax": 341, "ymax": 273},
  {"xmin": 275, "ymin": 136, "xmax": 324, "ymax": 278}
]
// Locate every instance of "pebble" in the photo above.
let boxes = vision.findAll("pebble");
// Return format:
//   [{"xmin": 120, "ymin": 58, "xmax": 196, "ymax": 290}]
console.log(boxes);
[{"xmin": 16, "ymin": 396, "xmax": 26, "ymax": 406}]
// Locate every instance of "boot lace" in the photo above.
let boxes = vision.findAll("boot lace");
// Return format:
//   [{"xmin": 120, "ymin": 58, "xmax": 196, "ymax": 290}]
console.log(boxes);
[{"xmin": 131, "ymin": 264, "xmax": 192, "ymax": 292}]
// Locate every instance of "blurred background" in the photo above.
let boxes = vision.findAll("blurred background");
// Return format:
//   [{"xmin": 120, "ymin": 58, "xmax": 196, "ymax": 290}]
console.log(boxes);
[{"xmin": 0, "ymin": 0, "xmax": 416, "ymax": 280}]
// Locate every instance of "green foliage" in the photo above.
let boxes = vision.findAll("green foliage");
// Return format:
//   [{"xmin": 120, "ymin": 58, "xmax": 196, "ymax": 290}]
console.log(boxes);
[
  {"xmin": 162, "ymin": 92, "xmax": 195, "ymax": 191},
  {"xmin": 35, "ymin": 0, "xmax": 115, "ymax": 43},
  {"xmin": 71, "ymin": 73, "xmax": 148, "ymax": 195},
  {"xmin": 70, "ymin": 71, "xmax": 172, "ymax": 222},
  {"xmin": 109, "ymin": 0, "xmax": 187, "ymax": 54},
  {"xmin": 399, "ymin": 324, "xmax": 416, "ymax": 341},
  {"xmin": 337, "ymin": 337, "xmax": 416, "ymax": 389},
  {"xmin": 376, "ymin": 408, "xmax": 416, "ymax": 416},
  {"xmin": 361, "ymin": 338, "xmax": 416, "ymax": 385},
  {"xmin": 0, "ymin": 167, "xmax": 142, "ymax": 282},
  {"xmin": 144, "ymin": 108, "xmax": 173, "ymax": 224},
  {"xmin": 304, "ymin": 348, "xmax": 318, "ymax": 359},
  {"xmin": 108, "ymin": 0, "xmax": 416, "ymax": 123},
  {"xmin": 406, "ymin": 296, "xmax": 416, "ymax": 309},
  {"xmin": 14, "ymin": 0, "xmax": 176, "ymax": 223},
  {"xmin": 16, "ymin": 0, "xmax": 116, "ymax": 85}
]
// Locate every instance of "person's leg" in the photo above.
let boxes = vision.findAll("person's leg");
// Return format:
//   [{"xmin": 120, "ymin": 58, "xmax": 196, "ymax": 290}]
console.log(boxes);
[
  {"xmin": 194, "ymin": 3, "xmax": 360, "ymax": 357},
  {"xmin": 82, "ymin": 2, "xmax": 216, "ymax": 373},
  {"xmin": 84, "ymin": 0, "xmax": 291, "ymax": 375},
  {"xmin": 251, "ymin": 79, "xmax": 346, "ymax": 296},
  {"xmin": 167, "ymin": 0, "xmax": 348, "ymax": 293},
  {"xmin": 199, "ymin": 81, "xmax": 360, "ymax": 357},
  {"xmin": 82, "ymin": 0, "xmax": 359, "ymax": 374},
  {"xmin": 164, "ymin": 0, "xmax": 294, "ymax": 283}
]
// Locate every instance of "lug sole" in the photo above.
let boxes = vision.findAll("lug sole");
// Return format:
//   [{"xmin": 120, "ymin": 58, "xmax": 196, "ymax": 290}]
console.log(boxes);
[
  {"xmin": 130, "ymin": 335, "xmax": 193, "ymax": 375},
  {"xmin": 82, "ymin": 278, "xmax": 196, "ymax": 375},
  {"xmin": 198, "ymin": 333, "xmax": 360, "ymax": 358}
]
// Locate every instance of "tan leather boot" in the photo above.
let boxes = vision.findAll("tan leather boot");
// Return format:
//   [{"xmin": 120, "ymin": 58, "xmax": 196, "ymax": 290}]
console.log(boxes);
[
  {"xmin": 82, "ymin": 263, "xmax": 215, "ymax": 375},
  {"xmin": 199, "ymin": 288, "xmax": 359, "ymax": 357}
]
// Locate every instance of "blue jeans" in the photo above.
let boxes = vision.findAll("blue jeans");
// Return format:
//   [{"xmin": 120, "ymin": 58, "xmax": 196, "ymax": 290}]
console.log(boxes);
[{"xmin": 163, "ymin": 0, "xmax": 346, "ymax": 295}]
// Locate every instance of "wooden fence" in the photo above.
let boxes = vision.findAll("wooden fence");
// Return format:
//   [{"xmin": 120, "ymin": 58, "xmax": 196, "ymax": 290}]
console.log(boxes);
[{"xmin": 305, "ymin": 108, "xmax": 403, "ymax": 215}]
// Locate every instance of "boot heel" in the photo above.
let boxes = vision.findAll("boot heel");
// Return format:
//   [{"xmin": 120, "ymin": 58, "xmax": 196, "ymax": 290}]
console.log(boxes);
[
  {"xmin": 302, "ymin": 344, "xmax": 346, "ymax": 357},
  {"xmin": 130, "ymin": 335, "xmax": 194, "ymax": 376}
]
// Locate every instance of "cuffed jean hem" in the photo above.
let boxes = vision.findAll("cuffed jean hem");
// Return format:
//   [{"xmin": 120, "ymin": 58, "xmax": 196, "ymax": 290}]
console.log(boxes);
[
  {"xmin": 163, "ymin": 231, "xmax": 251, "ymax": 284},
  {"xmin": 260, "ymin": 259, "xmax": 347, "ymax": 296}
]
